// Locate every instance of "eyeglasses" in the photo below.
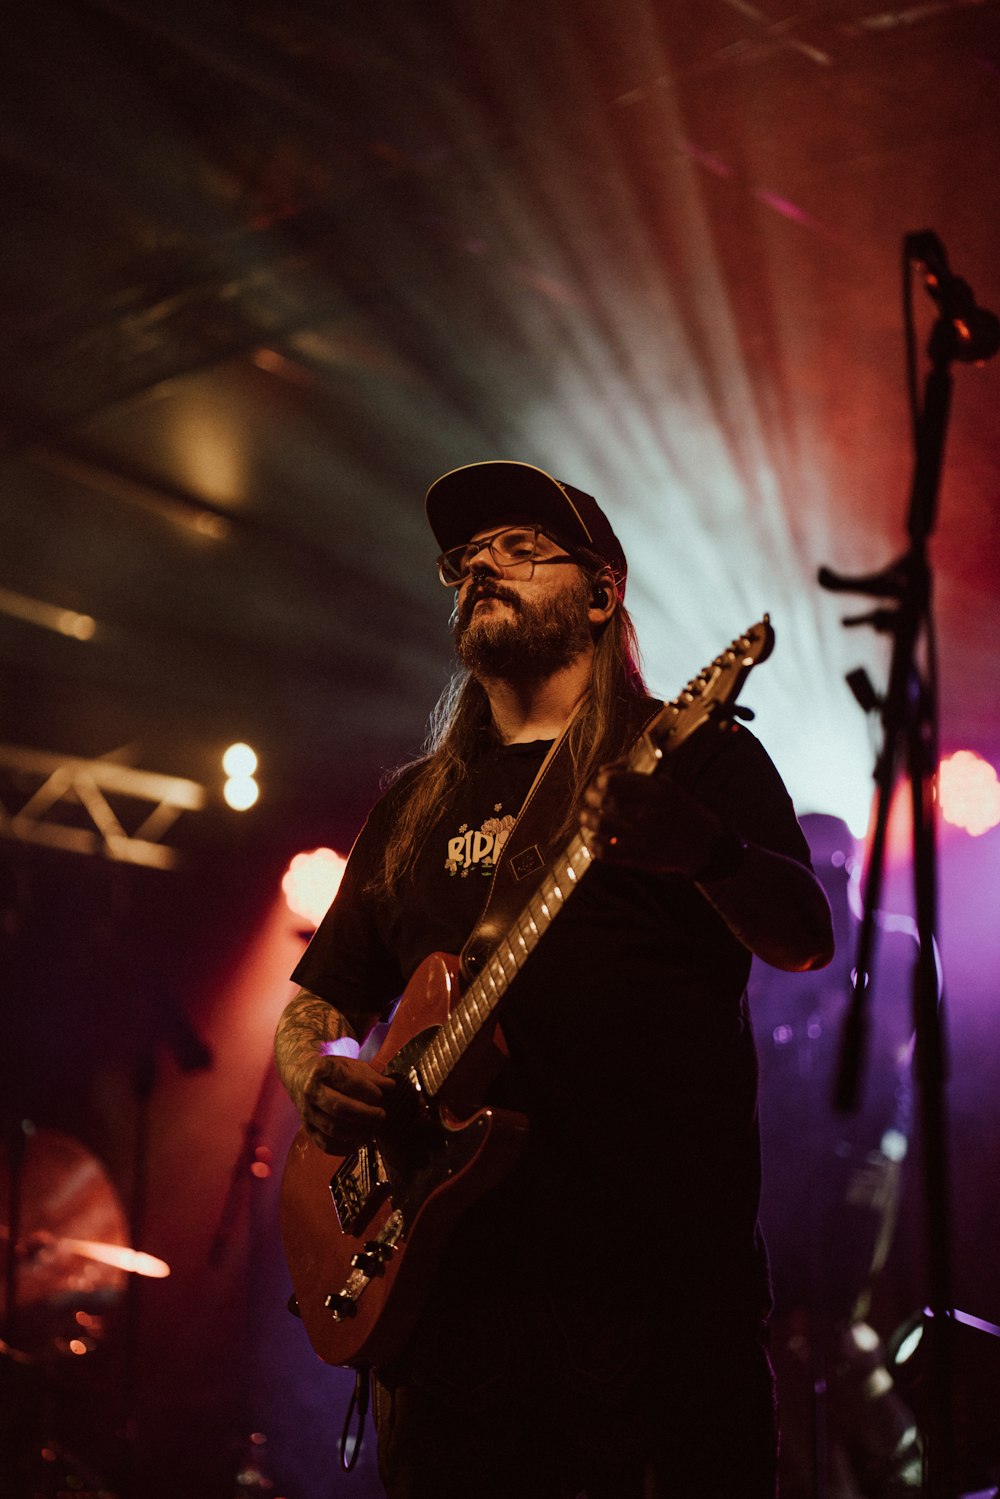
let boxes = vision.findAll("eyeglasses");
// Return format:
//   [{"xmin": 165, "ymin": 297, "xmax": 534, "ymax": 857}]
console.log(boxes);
[{"xmin": 437, "ymin": 524, "xmax": 578, "ymax": 587}]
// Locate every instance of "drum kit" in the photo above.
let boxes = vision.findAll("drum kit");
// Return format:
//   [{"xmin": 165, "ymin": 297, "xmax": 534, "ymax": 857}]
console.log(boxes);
[{"xmin": 1, "ymin": 1123, "xmax": 169, "ymax": 1496}]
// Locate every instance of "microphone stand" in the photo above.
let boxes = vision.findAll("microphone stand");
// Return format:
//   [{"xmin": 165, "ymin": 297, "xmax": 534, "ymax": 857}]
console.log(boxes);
[{"xmin": 818, "ymin": 231, "xmax": 1000, "ymax": 1499}]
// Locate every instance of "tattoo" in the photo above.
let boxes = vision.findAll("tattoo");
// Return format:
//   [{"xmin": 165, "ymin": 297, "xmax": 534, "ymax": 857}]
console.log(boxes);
[{"xmin": 274, "ymin": 989, "xmax": 356, "ymax": 1111}]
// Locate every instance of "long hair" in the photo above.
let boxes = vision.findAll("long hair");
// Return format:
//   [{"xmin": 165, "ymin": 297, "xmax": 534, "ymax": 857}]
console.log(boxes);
[{"xmin": 369, "ymin": 578, "xmax": 649, "ymax": 895}]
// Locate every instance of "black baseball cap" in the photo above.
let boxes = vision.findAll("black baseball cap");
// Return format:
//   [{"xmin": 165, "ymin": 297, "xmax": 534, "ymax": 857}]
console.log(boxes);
[{"xmin": 425, "ymin": 460, "xmax": 628, "ymax": 593}]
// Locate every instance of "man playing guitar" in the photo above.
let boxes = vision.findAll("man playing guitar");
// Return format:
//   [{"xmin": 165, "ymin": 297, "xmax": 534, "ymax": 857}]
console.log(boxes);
[{"xmin": 274, "ymin": 460, "xmax": 833, "ymax": 1498}]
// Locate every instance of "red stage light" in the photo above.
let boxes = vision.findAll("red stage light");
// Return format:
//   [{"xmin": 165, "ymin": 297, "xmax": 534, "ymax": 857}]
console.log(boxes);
[
  {"xmin": 281, "ymin": 847, "xmax": 348, "ymax": 928},
  {"xmin": 939, "ymin": 751, "xmax": 1000, "ymax": 836}
]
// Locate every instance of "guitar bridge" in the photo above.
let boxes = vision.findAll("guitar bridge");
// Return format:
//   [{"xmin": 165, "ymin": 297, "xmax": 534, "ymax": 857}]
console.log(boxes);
[{"xmin": 330, "ymin": 1141, "xmax": 389, "ymax": 1235}]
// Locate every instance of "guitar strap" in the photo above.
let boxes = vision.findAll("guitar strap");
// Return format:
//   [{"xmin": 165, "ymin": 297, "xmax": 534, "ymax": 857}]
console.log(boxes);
[{"xmin": 459, "ymin": 693, "xmax": 663, "ymax": 979}]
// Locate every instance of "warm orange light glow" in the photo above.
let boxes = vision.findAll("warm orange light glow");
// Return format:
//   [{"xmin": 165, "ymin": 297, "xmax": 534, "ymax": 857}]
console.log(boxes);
[
  {"xmin": 194, "ymin": 512, "xmax": 230, "ymax": 540},
  {"xmin": 68, "ymin": 1339, "xmax": 88, "ymax": 1355},
  {"xmin": 282, "ymin": 847, "xmax": 348, "ymax": 928},
  {"xmin": 58, "ymin": 609, "xmax": 96, "ymax": 640},
  {"xmin": 939, "ymin": 751, "xmax": 1000, "ymax": 836},
  {"xmin": 0, "ymin": 586, "xmax": 97, "ymax": 641},
  {"xmin": 64, "ymin": 1238, "xmax": 171, "ymax": 1278}
]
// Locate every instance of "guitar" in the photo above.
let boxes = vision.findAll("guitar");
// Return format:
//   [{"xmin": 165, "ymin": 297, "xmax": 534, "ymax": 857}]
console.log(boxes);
[{"xmin": 280, "ymin": 617, "xmax": 775, "ymax": 1368}]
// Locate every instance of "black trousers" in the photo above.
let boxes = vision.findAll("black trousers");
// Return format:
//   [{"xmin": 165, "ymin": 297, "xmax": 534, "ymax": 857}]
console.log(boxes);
[{"xmin": 373, "ymin": 1289, "xmax": 777, "ymax": 1499}]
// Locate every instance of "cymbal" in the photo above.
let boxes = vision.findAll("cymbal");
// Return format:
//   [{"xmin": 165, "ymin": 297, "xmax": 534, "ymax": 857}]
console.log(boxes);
[{"xmin": 0, "ymin": 1126, "xmax": 165, "ymax": 1322}]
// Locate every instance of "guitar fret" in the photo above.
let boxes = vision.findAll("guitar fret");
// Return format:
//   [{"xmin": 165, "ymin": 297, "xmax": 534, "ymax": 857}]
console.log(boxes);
[
  {"xmin": 443, "ymin": 1011, "xmax": 467, "ymax": 1059},
  {"xmin": 483, "ymin": 964, "xmax": 502, "ymax": 1008},
  {"xmin": 453, "ymin": 1005, "xmax": 472, "ymax": 1047},
  {"xmin": 422, "ymin": 1046, "xmax": 444, "ymax": 1093},
  {"xmin": 433, "ymin": 1030, "xmax": 455, "ymax": 1073},
  {"xmin": 443, "ymin": 1011, "xmax": 466, "ymax": 1058},
  {"xmin": 463, "ymin": 997, "xmax": 482, "ymax": 1036},
  {"xmin": 494, "ymin": 943, "xmax": 516, "ymax": 981}
]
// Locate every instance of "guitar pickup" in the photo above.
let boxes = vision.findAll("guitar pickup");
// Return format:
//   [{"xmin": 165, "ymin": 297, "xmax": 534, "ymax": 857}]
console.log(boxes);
[{"xmin": 330, "ymin": 1141, "xmax": 390, "ymax": 1235}]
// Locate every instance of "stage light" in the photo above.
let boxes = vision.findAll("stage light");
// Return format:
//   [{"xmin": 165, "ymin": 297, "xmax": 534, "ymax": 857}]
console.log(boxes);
[
  {"xmin": 58, "ymin": 610, "xmax": 96, "ymax": 640},
  {"xmin": 939, "ymin": 750, "xmax": 1000, "ymax": 836},
  {"xmin": 892, "ymin": 1318, "xmax": 924, "ymax": 1367},
  {"xmin": 224, "ymin": 775, "xmax": 260, "ymax": 810},
  {"xmin": 282, "ymin": 847, "xmax": 348, "ymax": 928},
  {"xmin": 851, "ymin": 1321, "xmax": 881, "ymax": 1353},
  {"xmin": 880, "ymin": 1128, "xmax": 908, "ymax": 1163},
  {"xmin": 174, "ymin": 411, "xmax": 244, "ymax": 515},
  {"xmin": 864, "ymin": 1366, "xmax": 894, "ymax": 1399},
  {"xmin": 222, "ymin": 743, "xmax": 259, "ymax": 810},
  {"xmin": 0, "ymin": 585, "xmax": 97, "ymax": 641},
  {"xmin": 223, "ymin": 742, "xmax": 258, "ymax": 776}
]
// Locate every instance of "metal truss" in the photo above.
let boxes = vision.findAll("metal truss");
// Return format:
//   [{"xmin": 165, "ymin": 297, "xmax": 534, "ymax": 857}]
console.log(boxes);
[{"xmin": 0, "ymin": 744, "xmax": 205, "ymax": 870}]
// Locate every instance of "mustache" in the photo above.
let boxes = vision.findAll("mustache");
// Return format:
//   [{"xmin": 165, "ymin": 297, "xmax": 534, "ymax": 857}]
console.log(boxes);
[{"xmin": 454, "ymin": 580, "xmax": 522, "ymax": 632}]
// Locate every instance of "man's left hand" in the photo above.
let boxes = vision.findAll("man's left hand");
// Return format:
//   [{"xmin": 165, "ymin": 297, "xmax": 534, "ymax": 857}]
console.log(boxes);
[{"xmin": 580, "ymin": 764, "xmax": 722, "ymax": 877}]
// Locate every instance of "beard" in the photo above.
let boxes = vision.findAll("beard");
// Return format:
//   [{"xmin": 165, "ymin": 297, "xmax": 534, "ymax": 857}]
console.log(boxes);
[{"xmin": 453, "ymin": 573, "xmax": 593, "ymax": 682}]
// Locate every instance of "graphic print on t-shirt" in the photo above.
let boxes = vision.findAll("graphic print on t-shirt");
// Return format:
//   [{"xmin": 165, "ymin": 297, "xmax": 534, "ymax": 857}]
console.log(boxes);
[{"xmin": 444, "ymin": 802, "xmax": 516, "ymax": 877}]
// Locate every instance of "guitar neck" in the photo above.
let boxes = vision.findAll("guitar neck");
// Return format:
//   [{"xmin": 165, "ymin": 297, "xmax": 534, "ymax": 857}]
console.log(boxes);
[
  {"xmin": 416, "ymin": 700, "xmax": 672, "ymax": 1098},
  {"xmin": 414, "ymin": 617, "xmax": 774, "ymax": 1100},
  {"xmin": 416, "ymin": 830, "xmax": 594, "ymax": 1096}
]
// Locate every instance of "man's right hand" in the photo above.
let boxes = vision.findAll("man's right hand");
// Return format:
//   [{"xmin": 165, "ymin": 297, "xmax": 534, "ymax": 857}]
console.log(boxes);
[
  {"xmin": 297, "ymin": 1054, "xmax": 397, "ymax": 1155},
  {"xmin": 274, "ymin": 989, "xmax": 400, "ymax": 1154}
]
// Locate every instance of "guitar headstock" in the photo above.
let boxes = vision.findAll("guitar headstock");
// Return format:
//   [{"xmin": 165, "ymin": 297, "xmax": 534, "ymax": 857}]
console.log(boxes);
[{"xmin": 633, "ymin": 616, "xmax": 775, "ymax": 765}]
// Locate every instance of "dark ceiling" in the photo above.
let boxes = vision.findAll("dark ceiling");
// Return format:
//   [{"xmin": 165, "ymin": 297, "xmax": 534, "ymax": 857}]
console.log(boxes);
[{"xmin": 3, "ymin": 0, "xmax": 999, "ymax": 855}]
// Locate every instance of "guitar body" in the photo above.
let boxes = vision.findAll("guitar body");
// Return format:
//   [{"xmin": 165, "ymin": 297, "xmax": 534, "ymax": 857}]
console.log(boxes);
[{"xmin": 280, "ymin": 950, "xmax": 529, "ymax": 1368}]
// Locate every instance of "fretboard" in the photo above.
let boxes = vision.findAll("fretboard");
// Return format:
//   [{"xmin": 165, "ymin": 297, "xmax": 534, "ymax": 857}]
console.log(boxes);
[
  {"xmin": 412, "ymin": 616, "xmax": 774, "ymax": 1100},
  {"xmin": 416, "ymin": 830, "xmax": 595, "ymax": 1096}
]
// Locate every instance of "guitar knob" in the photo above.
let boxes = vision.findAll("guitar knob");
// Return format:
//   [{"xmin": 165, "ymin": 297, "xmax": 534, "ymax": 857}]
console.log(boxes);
[
  {"xmin": 351, "ymin": 1240, "xmax": 394, "ymax": 1276},
  {"xmin": 350, "ymin": 1250, "xmax": 381, "ymax": 1276},
  {"xmin": 324, "ymin": 1291, "xmax": 358, "ymax": 1321}
]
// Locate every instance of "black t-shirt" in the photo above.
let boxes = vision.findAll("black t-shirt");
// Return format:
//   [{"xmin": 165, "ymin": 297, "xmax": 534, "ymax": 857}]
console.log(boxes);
[{"xmin": 293, "ymin": 719, "xmax": 811, "ymax": 1323}]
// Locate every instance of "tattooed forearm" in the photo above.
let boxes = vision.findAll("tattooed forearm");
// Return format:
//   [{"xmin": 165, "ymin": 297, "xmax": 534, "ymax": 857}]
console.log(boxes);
[{"xmin": 274, "ymin": 988, "xmax": 357, "ymax": 1113}]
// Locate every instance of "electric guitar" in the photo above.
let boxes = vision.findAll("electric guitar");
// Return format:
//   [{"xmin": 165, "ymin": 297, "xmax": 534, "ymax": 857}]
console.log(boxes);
[{"xmin": 280, "ymin": 617, "xmax": 775, "ymax": 1368}]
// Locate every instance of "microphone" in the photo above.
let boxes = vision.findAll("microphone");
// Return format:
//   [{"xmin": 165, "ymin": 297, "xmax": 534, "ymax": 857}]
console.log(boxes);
[{"xmin": 904, "ymin": 230, "xmax": 1000, "ymax": 363}]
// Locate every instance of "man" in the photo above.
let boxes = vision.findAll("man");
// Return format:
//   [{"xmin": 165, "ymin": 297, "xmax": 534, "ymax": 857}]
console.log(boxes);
[{"xmin": 275, "ymin": 460, "xmax": 834, "ymax": 1499}]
